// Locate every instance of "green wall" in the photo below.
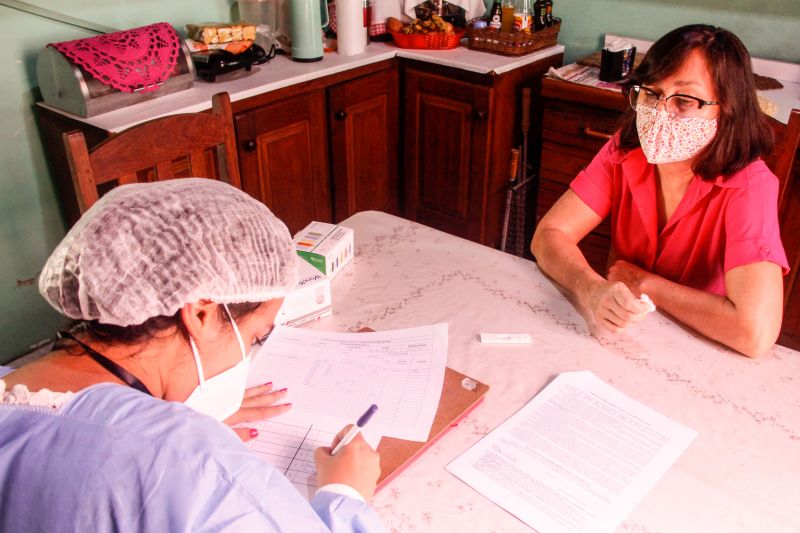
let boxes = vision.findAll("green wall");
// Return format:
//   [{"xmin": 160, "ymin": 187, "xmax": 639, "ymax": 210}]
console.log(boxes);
[
  {"xmin": 0, "ymin": 0, "xmax": 798, "ymax": 363},
  {"xmin": 553, "ymin": 0, "xmax": 800, "ymax": 64}
]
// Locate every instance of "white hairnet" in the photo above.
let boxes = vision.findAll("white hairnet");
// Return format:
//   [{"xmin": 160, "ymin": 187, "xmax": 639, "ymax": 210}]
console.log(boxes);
[{"xmin": 39, "ymin": 178, "xmax": 298, "ymax": 326}]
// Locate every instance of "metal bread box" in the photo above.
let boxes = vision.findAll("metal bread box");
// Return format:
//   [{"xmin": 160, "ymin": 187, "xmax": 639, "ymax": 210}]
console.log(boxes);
[{"xmin": 37, "ymin": 40, "xmax": 195, "ymax": 118}]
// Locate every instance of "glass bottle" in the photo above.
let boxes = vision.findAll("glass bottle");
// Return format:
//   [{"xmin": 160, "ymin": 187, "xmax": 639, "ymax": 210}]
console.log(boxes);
[
  {"xmin": 545, "ymin": 0, "xmax": 553, "ymax": 26},
  {"xmin": 501, "ymin": 0, "xmax": 515, "ymax": 32},
  {"xmin": 533, "ymin": 0, "xmax": 546, "ymax": 31},
  {"xmin": 513, "ymin": 0, "xmax": 533, "ymax": 32},
  {"xmin": 488, "ymin": 0, "xmax": 502, "ymax": 29}
]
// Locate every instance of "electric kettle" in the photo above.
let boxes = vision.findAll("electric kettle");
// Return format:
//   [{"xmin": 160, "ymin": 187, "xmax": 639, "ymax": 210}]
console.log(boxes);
[{"xmin": 290, "ymin": 0, "xmax": 328, "ymax": 62}]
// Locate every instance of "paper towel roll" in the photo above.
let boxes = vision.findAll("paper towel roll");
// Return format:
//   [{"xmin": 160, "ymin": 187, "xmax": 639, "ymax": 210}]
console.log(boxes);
[{"xmin": 336, "ymin": 0, "xmax": 368, "ymax": 56}]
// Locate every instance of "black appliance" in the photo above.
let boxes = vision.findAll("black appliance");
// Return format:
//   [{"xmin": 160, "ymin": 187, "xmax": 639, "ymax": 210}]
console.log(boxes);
[{"xmin": 191, "ymin": 43, "xmax": 275, "ymax": 82}]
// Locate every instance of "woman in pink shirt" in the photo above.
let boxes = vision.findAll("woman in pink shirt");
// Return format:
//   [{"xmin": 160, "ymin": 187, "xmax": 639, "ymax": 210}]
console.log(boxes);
[{"xmin": 532, "ymin": 24, "xmax": 788, "ymax": 357}]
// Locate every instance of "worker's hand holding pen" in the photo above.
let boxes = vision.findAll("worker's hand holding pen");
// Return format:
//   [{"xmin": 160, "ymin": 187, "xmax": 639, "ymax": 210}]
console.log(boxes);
[{"xmin": 315, "ymin": 405, "xmax": 380, "ymax": 501}]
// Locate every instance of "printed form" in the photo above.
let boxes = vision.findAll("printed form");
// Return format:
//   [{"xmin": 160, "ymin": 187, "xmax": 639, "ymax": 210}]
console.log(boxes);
[
  {"xmin": 447, "ymin": 371, "xmax": 697, "ymax": 533},
  {"xmin": 245, "ymin": 419, "xmax": 380, "ymax": 500},
  {"xmin": 245, "ymin": 323, "xmax": 449, "ymax": 498}
]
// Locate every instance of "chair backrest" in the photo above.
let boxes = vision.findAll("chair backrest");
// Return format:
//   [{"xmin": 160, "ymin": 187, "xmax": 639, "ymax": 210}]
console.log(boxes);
[
  {"xmin": 762, "ymin": 109, "xmax": 800, "ymax": 315},
  {"xmin": 63, "ymin": 92, "xmax": 241, "ymax": 213},
  {"xmin": 764, "ymin": 109, "xmax": 800, "ymax": 215}
]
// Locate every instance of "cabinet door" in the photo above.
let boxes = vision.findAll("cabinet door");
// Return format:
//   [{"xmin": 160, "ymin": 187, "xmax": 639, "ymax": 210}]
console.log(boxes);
[
  {"xmin": 234, "ymin": 91, "xmax": 332, "ymax": 235},
  {"xmin": 404, "ymin": 68, "xmax": 492, "ymax": 241},
  {"xmin": 328, "ymin": 67, "xmax": 400, "ymax": 220}
]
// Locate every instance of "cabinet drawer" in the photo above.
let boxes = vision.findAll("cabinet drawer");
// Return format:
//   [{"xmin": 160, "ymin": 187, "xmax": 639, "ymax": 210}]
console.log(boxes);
[
  {"xmin": 540, "ymin": 139, "xmax": 595, "ymax": 186},
  {"xmin": 542, "ymin": 99, "xmax": 623, "ymax": 153}
]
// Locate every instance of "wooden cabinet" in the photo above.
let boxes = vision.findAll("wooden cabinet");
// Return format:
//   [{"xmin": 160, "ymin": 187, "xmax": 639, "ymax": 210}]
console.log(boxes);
[
  {"xmin": 232, "ymin": 62, "xmax": 400, "ymax": 234},
  {"xmin": 234, "ymin": 91, "xmax": 332, "ymax": 234},
  {"xmin": 36, "ymin": 54, "xmax": 567, "ymax": 252},
  {"xmin": 36, "ymin": 55, "xmax": 565, "ymax": 250},
  {"xmin": 402, "ymin": 53, "xmax": 562, "ymax": 248},
  {"xmin": 37, "ymin": 61, "xmax": 400, "ymax": 235},
  {"xmin": 328, "ymin": 68, "xmax": 400, "ymax": 220},
  {"xmin": 403, "ymin": 68, "xmax": 491, "ymax": 241},
  {"xmin": 536, "ymin": 78, "xmax": 626, "ymax": 273}
]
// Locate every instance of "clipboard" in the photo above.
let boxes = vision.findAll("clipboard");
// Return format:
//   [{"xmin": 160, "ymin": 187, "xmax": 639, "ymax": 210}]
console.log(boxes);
[{"xmin": 375, "ymin": 366, "xmax": 489, "ymax": 491}]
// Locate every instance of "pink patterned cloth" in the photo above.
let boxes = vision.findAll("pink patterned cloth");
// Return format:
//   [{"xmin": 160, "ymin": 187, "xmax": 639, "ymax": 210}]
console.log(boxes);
[{"xmin": 49, "ymin": 22, "xmax": 181, "ymax": 93}]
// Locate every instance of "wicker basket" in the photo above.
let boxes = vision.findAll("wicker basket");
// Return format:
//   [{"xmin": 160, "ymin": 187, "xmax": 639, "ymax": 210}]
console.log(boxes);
[
  {"xmin": 466, "ymin": 20, "xmax": 560, "ymax": 56},
  {"xmin": 390, "ymin": 28, "xmax": 464, "ymax": 50}
]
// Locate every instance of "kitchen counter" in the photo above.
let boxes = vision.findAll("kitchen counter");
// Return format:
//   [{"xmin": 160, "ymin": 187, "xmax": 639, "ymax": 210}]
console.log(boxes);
[{"xmin": 37, "ymin": 41, "xmax": 565, "ymax": 133}]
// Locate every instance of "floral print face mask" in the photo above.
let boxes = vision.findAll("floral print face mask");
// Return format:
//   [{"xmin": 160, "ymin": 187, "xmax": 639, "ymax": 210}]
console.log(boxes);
[{"xmin": 636, "ymin": 104, "xmax": 718, "ymax": 164}]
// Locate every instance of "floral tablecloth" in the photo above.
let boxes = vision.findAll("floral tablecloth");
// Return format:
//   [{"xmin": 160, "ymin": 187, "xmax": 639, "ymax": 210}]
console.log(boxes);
[{"xmin": 306, "ymin": 211, "xmax": 800, "ymax": 533}]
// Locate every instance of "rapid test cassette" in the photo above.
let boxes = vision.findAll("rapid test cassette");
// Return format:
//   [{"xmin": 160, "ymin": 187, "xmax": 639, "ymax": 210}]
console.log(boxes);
[{"xmin": 480, "ymin": 333, "xmax": 532, "ymax": 345}]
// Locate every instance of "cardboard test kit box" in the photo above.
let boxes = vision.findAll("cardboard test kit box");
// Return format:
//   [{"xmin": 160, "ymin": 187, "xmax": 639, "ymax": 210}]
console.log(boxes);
[
  {"xmin": 294, "ymin": 222, "xmax": 354, "ymax": 279},
  {"xmin": 275, "ymin": 258, "xmax": 332, "ymax": 327}
]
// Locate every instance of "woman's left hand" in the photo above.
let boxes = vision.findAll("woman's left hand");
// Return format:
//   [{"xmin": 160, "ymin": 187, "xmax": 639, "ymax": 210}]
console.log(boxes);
[
  {"xmin": 224, "ymin": 382, "xmax": 291, "ymax": 442},
  {"xmin": 607, "ymin": 260, "xmax": 651, "ymax": 296}
]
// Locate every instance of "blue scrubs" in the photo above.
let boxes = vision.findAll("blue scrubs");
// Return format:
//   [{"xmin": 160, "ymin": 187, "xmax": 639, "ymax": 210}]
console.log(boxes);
[{"xmin": 0, "ymin": 375, "xmax": 385, "ymax": 532}]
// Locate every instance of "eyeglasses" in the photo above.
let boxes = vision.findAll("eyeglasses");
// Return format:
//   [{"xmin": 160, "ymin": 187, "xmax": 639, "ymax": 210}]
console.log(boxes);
[{"xmin": 628, "ymin": 85, "xmax": 719, "ymax": 118}]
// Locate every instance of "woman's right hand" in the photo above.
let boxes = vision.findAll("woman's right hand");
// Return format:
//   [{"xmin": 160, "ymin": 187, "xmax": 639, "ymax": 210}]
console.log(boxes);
[
  {"xmin": 314, "ymin": 425, "xmax": 381, "ymax": 501},
  {"xmin": 586, "ymin": 279, "xmax": 652, "ymax": 333}
]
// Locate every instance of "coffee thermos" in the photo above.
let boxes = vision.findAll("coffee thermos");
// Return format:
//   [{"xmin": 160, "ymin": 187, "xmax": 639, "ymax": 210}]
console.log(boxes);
[{"xmin": 289, "ymin": 0, "xmax": 329, "ymax": 61}]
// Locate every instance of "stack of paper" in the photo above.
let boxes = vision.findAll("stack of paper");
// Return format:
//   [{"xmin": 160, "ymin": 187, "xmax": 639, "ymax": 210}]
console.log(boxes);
[
  {"xmin": 245, "ymin": 323, "xmax": 449, "ymax": 498},
  {"xmin": 447, "ymin": 371, "xmax": 696, "ymax": 533}
]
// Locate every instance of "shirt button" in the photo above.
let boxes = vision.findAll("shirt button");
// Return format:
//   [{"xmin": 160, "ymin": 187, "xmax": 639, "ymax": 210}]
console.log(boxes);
[{"xmin": 760, "ymin": 245, "xmax": 771, "ymax": 254}]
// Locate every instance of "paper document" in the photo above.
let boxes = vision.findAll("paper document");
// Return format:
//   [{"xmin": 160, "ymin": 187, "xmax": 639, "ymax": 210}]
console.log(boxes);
[
  {"xmin": 248, "ymin": 323, "xmax": 449, "ymax": 441},
  {"xmin": 546, "ymin": 64, "xmax": 622, "ymax": 92},
  {"xmin": 245, "ymin": 419, "xmax": 381, "ymax": 500},
  {"xmin": 447, "ymin": 371, "xmax": 697, "ymax": 533}
]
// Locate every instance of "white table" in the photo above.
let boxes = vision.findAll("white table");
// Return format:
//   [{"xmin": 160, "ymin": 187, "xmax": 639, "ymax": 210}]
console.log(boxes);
[{"xmin": 308, "ymin": 211, "xmax": 800, "ymax": 532}]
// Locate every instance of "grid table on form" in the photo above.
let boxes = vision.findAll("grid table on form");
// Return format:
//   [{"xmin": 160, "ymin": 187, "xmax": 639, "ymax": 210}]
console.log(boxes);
[
  {"xmin": 248, "ymin": 323, "xmax": 448, "ymax": 441},
  {"xmin": 246, "ymin": 420, "xmax": 338, "ymax": 500}
]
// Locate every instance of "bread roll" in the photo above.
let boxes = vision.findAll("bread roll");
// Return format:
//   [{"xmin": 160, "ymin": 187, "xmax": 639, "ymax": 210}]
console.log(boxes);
[{"xmin": 187, "ymin": 22, "xmax": 257, "ymax": 44}]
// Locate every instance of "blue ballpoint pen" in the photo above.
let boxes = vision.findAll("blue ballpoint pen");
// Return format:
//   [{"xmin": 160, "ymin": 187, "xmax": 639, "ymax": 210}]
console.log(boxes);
[{"xmin": 331, "ymin": 404, "xmax": 378, "ymax": 456}]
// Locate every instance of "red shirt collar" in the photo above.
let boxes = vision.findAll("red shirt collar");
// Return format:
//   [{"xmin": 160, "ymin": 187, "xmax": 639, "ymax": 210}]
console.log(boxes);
[{"xmin": 621, "ymin": 148, "xmax": 751, "ymax": 235}]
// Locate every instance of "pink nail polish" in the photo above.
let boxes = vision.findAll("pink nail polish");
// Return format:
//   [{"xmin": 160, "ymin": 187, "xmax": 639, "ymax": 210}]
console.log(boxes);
[
  {"xmin": 249, "ymin": 428, "xmax": 259, "ymax": 438},
  {"xmin": 264, "ymin": 382, "xmax": 273, "ymax": 387},
  {"xmin": 278, "ymin": 387, "xmax": 288, "ymax": 393}
]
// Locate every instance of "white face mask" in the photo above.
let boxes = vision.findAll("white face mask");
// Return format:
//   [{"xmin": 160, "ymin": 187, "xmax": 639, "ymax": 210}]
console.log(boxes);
[
  {"xmin": 636, "ymin": 104, "xmax": 718, "ymax": 164},
  {"xmin": 184, "ymin": 304, "xmax": 250, "ymax": 421}
]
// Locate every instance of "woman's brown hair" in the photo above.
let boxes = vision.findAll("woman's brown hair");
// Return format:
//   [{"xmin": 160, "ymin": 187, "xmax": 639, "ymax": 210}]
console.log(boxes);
[
  {"xmin": 617, "ymin": 24, "xmax": 774, "ymax": 180},
  {"xmin": 64, "ymin": 302, "xmax": 263, "ymax": 347}
]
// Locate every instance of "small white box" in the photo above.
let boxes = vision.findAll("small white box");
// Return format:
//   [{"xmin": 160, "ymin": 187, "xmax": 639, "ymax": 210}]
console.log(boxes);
[
  {"xmin": 294, "ymin": 221, "xmax": 354, "ymax": 279},
  {"xmin": 276, "ymin": 259, "xmax": 332, "ymax": 327}
]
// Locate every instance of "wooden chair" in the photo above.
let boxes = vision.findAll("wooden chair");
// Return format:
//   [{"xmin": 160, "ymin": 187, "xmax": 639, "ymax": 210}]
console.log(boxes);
[
  {"xmin": 764, "ymin": 108, "xmax": 800, "ymax": 215},
  {"xmin": 63, "ymin": 92, "xmax": 241, "ymax": 213},
  {"xmin": 764, "ymin": 109, "xmax": 800, "ymax": 345}
]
